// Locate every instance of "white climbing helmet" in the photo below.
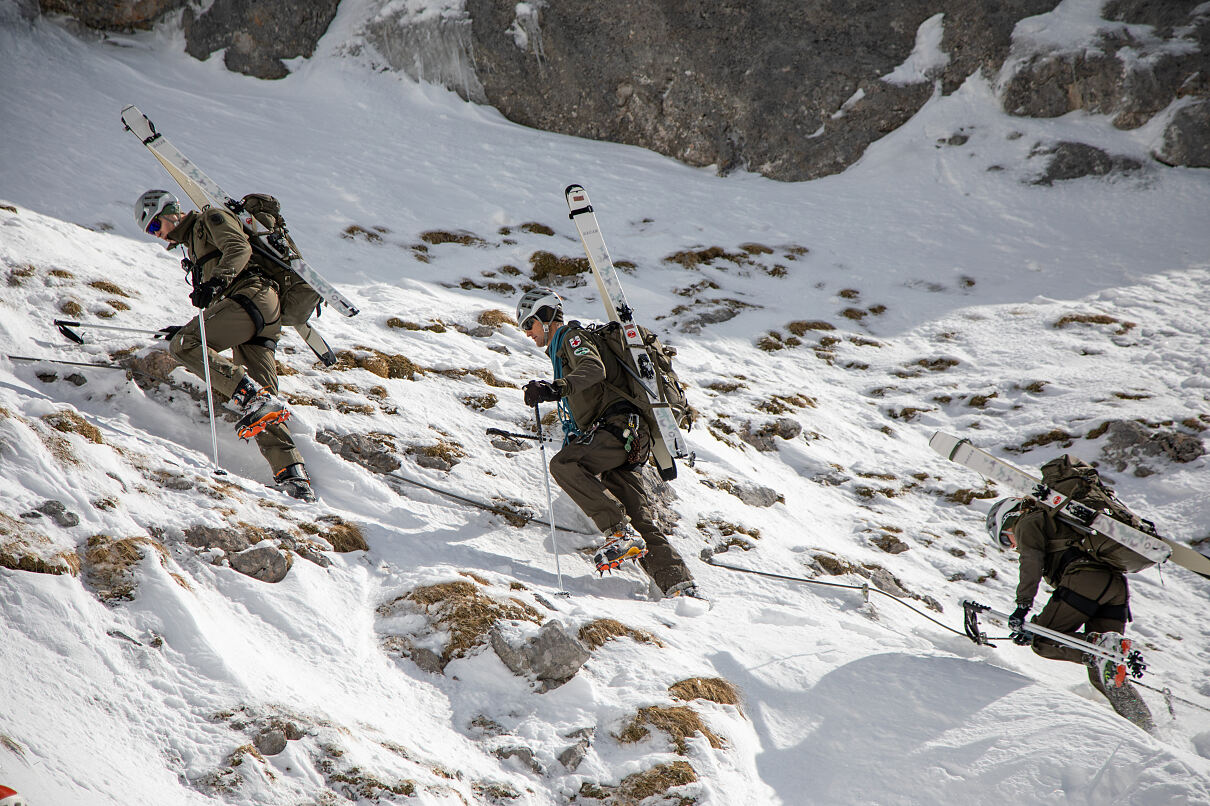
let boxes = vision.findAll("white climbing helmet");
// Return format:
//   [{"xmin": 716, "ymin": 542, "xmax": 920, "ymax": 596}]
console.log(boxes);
[
  {"xmin": 986, "ymin": 497, "xmax": 1025, "ymax": 549},
  {"xmin": 516, "ymin": 286, "xmax": 563, "ymax": 329},
  {"xmin": 134, "ymin": 189, "xmax": 180, "ymax": 233}
]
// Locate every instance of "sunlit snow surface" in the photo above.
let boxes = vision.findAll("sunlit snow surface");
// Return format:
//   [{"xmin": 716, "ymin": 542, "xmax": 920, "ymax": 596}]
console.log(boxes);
[{"xmin": 2, "ymin": 3, "xmax": 1210, "ymax": 804}]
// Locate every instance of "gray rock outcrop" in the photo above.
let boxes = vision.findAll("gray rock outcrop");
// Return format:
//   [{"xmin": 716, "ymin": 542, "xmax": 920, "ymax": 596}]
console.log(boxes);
[
  {"xmin": 1098, "ymin": 419, "xmax": 1206, "ymax": 475},
  {"xmin": 489, "ymin": 619, "xmax": 591, "ymax": 689},
  {"xmin": 183, "ymin": 0, "xmax": 341, "ymax": 79},
  {"xmin": 36, "ymin": 1, "xmax": 1210, "ymax": 176}
]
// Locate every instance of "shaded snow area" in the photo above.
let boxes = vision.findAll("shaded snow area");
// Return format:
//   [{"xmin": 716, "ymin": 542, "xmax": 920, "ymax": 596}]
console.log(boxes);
[{"xmin": 3, "ymin": 5, "xmax": 1210, "ymax": 805}]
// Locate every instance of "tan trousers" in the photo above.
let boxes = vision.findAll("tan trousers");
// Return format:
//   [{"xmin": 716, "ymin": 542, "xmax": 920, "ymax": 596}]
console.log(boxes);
[
  {"xmin": 549, "ymin": 419, "xmax": 690, "ymax": 592},
  {"xmin": 168, "ymin": 283, "xmax": 301, "ymax": 474}
]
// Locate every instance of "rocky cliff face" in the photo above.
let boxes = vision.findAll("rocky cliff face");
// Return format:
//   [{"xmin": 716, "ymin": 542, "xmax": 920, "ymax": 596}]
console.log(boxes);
[{"xmin": 34, "ymin": 0, "xmax": 1210, "ymax": 179}]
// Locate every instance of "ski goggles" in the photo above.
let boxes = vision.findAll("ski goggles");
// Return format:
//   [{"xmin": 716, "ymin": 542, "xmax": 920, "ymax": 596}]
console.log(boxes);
[{"xmin": 146, "ymin": 216, "xmax": 164, "ymax": 235}]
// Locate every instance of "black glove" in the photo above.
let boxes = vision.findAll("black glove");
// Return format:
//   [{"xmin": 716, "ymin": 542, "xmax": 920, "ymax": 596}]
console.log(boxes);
[
  {"xmin": 1009, "ymin": 605, "xmax": 1032, "ymax": 645},
  {"xmin": 523, "ymin": 380, "xmax": 562, "ymax": 407},
  {"xmin": 158, "ymin": 325, "xmax": 182, "ymax": 339},
  {"xmin": 189, "ymin": 279, "xmax": 225, "ymax": 309}
]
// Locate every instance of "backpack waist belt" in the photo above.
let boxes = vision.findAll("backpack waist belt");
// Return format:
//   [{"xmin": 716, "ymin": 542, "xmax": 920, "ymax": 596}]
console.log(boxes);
[{"xmin": 1053, "ymin": 585, "xmax": 1131, "ymax": 623}]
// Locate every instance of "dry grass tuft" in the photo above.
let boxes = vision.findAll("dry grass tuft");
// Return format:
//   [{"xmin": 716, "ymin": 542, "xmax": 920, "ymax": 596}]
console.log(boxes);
[
  {"xmin": 7, "ymin": 265, "xmax": 36, "ymax": 286},
  {"xmin": 578, "ymin": 618, "xmax": 664, "ymax": 650},
  {"xmin": 460, "ymin": 393, "xmax": 498, "ymax": 411},
  {"xmin": 389, "ymin": 581, "xmax": 543, "ymax": 664},
  {"xmin": 623, "ymin": 761, "xmax": 699, "ymax": 803},
  {"xmin": 420, "ymin": 229, "xmax": 486, "ymax": 246},
  {"xmin": 318, "ymin": 516, "xmax": 368, "ymax": 553},
  {"xmin": 668, "ymin": 677, "xmax": 741, "ymax": 709},
  {"xmin": 89, "ymin": 280, "xmax": 132, "ymax": 297},
  {"xmin": 617, "ymin": 706, "xmax": 724, "ymax": 754},
  {"xmin": 335, "ymin": 347, "xmax": 424, "ymax": 380},
  {"xmin": 663, "ymin": 246, "xmax": 745, "ymax": 268},
  {"xmin": 520, "ymin": 222, "xmax": 555, "ymax": 236},
  {"xmin": 786, "ymin": 320, "xmax": 835, "ymax": 336},
  {"xmin": 1009, "ymin": 429, "xmax": 1077, "ymax": 453},
  {"xmin": 477, "ymin": 309, "xmax": 514, "ymax": 328},
  {"xmin": 341, "ymin": 224, "xmax": 383, "ymax": 243},
  {"xmin": 83, "ymin": 534, "xmax": 167, "ymax": 601},
  {"xmin": 530, "ymin": 250, "xmax": 590, "ymax": 281},
  {"xmin": 577, "ymin": 760, "xmax": 698, "ymax": 804},
  {"xmin": 0, "ymin": 513, "xmax": 79, "ymax": 575},
  {"xmin": 739, "ymin": 242, "xmax": 773, "ymax": 255},
  {"xmin": 1053, "ymin": 313, "xmax": 1135, "ymax": 334},
  {"xmin": 757, "ymin": 393, "xmax": 815, "ymax": 414},
  {"xmin": 41, "ymin": 410, "xmax": 103, "ymax": 444},
  {"xmin": 59, "ymin": 300, "xmax": 84, "ymax": 317}
]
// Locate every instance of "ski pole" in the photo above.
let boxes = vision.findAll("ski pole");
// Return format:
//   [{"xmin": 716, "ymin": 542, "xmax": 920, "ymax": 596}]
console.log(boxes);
[
  {"xmin": 379, "ymin": 468, "xmax": 593, "ymax": 534},
  {"xmin": 702, "ymin": 549, "xmax": 967, "ymax": 638},
  {"xmin": 8, "ymin": 354, "xmax": 130, "ymax": 371},
  {"xmin": 194, "ymin": 311, "xmax": 224, "ymax": 475},
  {"xmin": 534, "ymin": 404, "xmax": 568, "ymax": 596},
  {"xmin": 53, "ymin": 319, "xmax": 174, "ymax": 344}
]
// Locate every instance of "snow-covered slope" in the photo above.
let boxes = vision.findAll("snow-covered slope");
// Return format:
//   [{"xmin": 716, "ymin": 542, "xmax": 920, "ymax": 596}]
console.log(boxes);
[{"xmin": 3, "ymin": 5, "xmax": 1210, "ymax": 805}]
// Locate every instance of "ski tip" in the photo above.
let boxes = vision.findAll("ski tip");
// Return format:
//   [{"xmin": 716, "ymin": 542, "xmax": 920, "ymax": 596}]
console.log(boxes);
[{"xmin": 564, "ymin": 183, "xmax": 585, "ymax": 196}]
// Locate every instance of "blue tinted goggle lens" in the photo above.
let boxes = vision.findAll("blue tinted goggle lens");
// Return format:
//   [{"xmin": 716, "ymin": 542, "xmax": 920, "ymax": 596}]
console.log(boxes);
[{"xmin": 146, "ymin": 217, "xmax": 163, "ymax": 234}]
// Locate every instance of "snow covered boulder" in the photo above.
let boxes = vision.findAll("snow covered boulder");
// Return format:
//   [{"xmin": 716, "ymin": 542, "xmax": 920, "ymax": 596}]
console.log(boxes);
[
  {"xmin": 489, "ymin": 619, "xmax": 591, "ymax": 690},
  {"xmin": 316, "ymin": 430, "xmax": 403, "ymax": 475},
  {"xmin": 228, "ymin": 544, "xmax": 292, "ymax": 583}
]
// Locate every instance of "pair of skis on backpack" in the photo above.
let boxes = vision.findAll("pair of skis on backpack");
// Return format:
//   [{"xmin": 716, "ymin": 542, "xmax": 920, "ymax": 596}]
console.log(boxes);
[
  {"xmin": 931, "ymin": 431, "xmax": 1210, "ymax": 580},
  {"xmin": 120, "ymin": 105, "xmax": 357, "ymax": 367}
]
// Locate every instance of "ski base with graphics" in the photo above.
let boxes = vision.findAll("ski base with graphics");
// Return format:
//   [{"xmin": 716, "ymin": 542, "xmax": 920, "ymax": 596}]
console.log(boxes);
[
  {"xmin": 931, "ymin": 431, "xmax": 1210, "ymax": 579},
  {"xmin": 121, "ymin": 105, "xmax": 357, "ymax": 365},
  {"xmin": 565, "ymin": 183, "xmax": 688, "ymax": 481}
]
